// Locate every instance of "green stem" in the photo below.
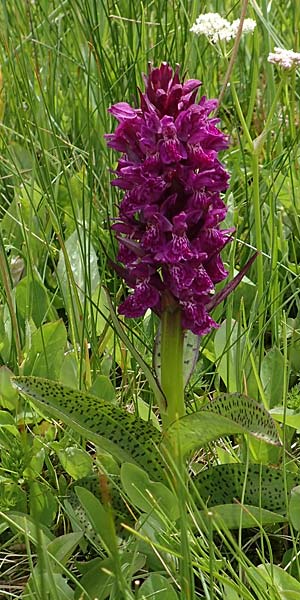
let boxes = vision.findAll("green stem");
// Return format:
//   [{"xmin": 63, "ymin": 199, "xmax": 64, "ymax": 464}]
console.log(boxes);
[
  {"xmin": 160, "ymin": 306, "xmax": 191, "ymax": 597},
  {"xmin": 216, "ymin": 0, "xmax": 249, "ymax": 111},
  {"xmin": 160, "ymin": 306, "xmax": 185, "ymax": 430},
  {"xmin": 251, "ymin": 151, "xmax": 264, "ymax": 342}
]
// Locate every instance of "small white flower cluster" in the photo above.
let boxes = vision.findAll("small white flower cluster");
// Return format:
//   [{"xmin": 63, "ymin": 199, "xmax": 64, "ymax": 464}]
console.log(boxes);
[
  {"xmin": 268, "ymin": 47, "xmax": 300, "ymax": 69},
  {"xmin": 231, "ymin": 18, "xmax": 257, "ymax": 36},
  {"xmin": 190, "ymin": 13, "xmax": 256, "ymax": 44}
]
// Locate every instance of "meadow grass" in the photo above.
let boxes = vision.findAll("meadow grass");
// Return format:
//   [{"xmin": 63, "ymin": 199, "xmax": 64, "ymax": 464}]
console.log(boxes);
[{"xmin": 0, "ymin": 0, "xmax": 300, "ymax": 598}]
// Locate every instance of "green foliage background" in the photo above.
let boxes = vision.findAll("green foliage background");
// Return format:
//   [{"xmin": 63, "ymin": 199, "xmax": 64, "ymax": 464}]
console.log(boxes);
[{"xmin": 1, "ymin": 1, "xmax": 300, "ymax": 598}]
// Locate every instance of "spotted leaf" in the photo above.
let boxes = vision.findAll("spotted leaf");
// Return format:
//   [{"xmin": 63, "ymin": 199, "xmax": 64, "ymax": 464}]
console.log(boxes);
[
  {"xmin": 12, "ymin": 376, "xmax": 164, "ymax": 482},
  {"xmin": 167, "ymin": 393, "xmax": 281, "ymax": 455},
  {"xmin": 193, "ymin": 463, "xmax": 299, "ymax": 513}
]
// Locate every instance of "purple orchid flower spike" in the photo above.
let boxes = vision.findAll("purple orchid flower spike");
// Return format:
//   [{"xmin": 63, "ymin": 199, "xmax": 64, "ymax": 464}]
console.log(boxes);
[{"xmin": 106, "ymin": 62, "xmax": 236, "ymax": 337}]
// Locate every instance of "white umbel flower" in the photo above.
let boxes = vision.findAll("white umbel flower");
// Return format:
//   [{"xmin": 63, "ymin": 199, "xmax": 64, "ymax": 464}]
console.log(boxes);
[
  {"xmin": 190, "ymin": 12, "xmax": 256, "ymax": 43},
  {"xmin": 190, "ymin": 13, "xmax": 234, "ymax": 43},
  {"xmin": 268, "ymin": 47, "xmax": 300, "ymax": 69},
  {"xmin": 231, "ymin": 18, "xmax": 256, "ymax": 36}
]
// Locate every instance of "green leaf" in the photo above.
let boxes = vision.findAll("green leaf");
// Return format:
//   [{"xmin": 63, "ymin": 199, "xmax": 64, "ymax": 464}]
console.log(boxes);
[
  {"xmin": 138, "ymin": 573, "xmax": 179, "ymax": 599},
  {"xmin": 23, "ymin": 320, "xmax": 67, "ymax": 379},
  {"xmin": 0, "ymin": 410, "xmax": 19, "ymax": 436},
  {"xmin": 222, "ymin": 582, "xmax": 244, "ymax": 600},
  {"xmin": 199, "ymin": 504, "xmax": 286, "ymax": 530},
  {"xmin": 29, "ymin": 481, "xmax": 58, "ymax": 527},
  {"xmin": 74, "ymin": 553, "xmax": 146, "ymax": 600},
  {"xmin": 121, "ymin": 462, "xmax": 179, "ymax": 521},
  {"xmin": 136, "ymin": 397, "xmax": 160, "ymax": 430},
  {"xmin": 89, "ymin": 284, "xmax": 110, "ymax": 336},
  {"xmin": 167, "ymin": 394, "xmax": 281, "ymax": 456},
  {"xmin": 0, "ymin": 511, "xmax": 54, "ymax": 544},
  {"xmin": 60, "ymin": 352, "xmax": 78, "ymax": 388},
  {"xmin": 1, "ymin": 181, "xmax": 48, "ymax": 261},
  {"xmin": 57, "ymin": 228, "xmax": 100, "ymax": 343},
  {"xmin": 270, "ymin": 408, "xmax": 300, "ymax": 430},
  {"xmin": 214, "ymin": 319, "xmax": 240, "ymax": 390},
  {"xmin": 68, "ymin": 475, "xmax": 131, "ymax": 529},
  {"xmin": 15, "ymin": 275, "xmax": 56, "ymax": 327},
  {"xmin": 0, "ymin": 366, "xmax": 19, "ymax": 410},
  {"xmin": 24, "ymin": 571, "xmax": 74, "ymax": 600},
  {"xmin": 89, "ymin": 374, "xmax": 115, "ymax": 403},
  {"xmin": 23, "ymin": 438, "xmax": 45, "ymax": 477},
  {"xmin": 12, "ymin": 376, "xmax": 164, "ymax": 481},
  {"xmin": 193, "ymin": 463, "xmax": 299, "ymax": 513},
  {"xmin": 261, "ymin": 347, "xmax": 285, "ymax": 409},
  {"xmin": 57, "ymin": 228, "xmax": 100, "ymax": 307},
  {"xmin": 0, "ymin": 480, "xmax": 27, "ymax": 512},
  {"xmin": 249, "ymin": 564, "xmax": 300, "ymax": 599},
  {"xmin": 75, "ymin": 486, "xmax": 116, "ymax": 553},
  {"xmin": 53, "ymin": 445, "xmax": 93, "ymax": 479},
  {"xmin": 0, "ymin": 305, "xmax": 12, "ymax": 365},
  {"xmin": 289, "ymin": 485, "xmax": 300, "ymax": 530},
  {"xmin": 47, "ymin": 532, "xmax": 83, "ymax": 567}
]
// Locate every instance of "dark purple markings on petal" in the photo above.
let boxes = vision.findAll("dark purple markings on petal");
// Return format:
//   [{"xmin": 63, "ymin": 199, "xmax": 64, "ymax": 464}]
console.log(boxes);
[
  {"xmin": 156, "ymin": 235, "xmax": 195, "ymax": 263},
  {"xmin": 186, "ymin": 145, "xmax": 216, "ymax": 169},
  {"xmin": 166, "ymin": 264, "xmax": 197, "ymax": 294},
  {"xmin": 181, "ymin": 300, "xmax": 218, "ymax": 336},
  {"xmin": 106, "ymin": 121, "xmax": 144, "ymax": 162},
  {"xmin": 159, "ymin": 139, "xmax": 187, "ymax": 164},
  {"xmin": 119, "ymin": 281, "xmax": 160, "ymax": 318},
  {"xmin": 172, "ymin": 212, "xmax": 188, "ymax": 234},
  {"xmin": 141, "ymin": 213, "xmax": 171, "ymax": 251},
  {"xmin": 193, "ymin": 228, "xmax": 231, "ymax": 255},
  {"xmin": 193, "ymin": 265, "xmax": 214, "ymax": 294},
  {"xmin": 191, "ymin": 167, "xmax": 230, "ymax": 192},
  {"xmin": 117, "ymin": 244, "xmax": 138, "ymax": 267},
  {"xmin": 198, "ymin": 95, "xmax": 218, "ymax": 115},
  {"xmin": 203, "ymin": 200, "xmax": 228, "ymax": 227},
  {"xmin": 204, "ymin": 254, "xmax": 229, "ymax": 283}
]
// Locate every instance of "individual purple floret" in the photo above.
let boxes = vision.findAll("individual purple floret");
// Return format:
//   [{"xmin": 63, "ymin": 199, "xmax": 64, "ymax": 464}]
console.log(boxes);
[{"xmin": 105, "ymin": 63, "xmax": 231, "ymax": 335}]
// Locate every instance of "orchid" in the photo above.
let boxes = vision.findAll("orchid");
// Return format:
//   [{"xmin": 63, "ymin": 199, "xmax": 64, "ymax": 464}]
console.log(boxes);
[{"xmin": 106, "ymin": 63, "xmax": 231, "ymax": 336}]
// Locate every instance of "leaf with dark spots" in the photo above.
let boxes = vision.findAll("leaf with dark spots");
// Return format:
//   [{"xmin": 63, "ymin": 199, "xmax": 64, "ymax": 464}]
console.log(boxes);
[{"xmin": 12, "ymin": 376, "xmax": 165, "ymax": 482}]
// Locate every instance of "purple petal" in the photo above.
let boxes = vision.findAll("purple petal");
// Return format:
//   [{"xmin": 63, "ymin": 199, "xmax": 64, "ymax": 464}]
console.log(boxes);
[
  {"xmin": 108, "ymin": 102, "xmax": 139, "ymax": 121},
  {"xmin": 119, "ymin": 281, "xmax": 160, "ymax": 318}
]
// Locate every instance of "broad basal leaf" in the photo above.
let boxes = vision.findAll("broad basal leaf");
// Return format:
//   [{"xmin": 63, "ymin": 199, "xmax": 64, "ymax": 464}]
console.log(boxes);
[
  {"xmin": 12, "ymin": 376, "xmax": 164, "ymax": 482},
  {"xmin": 23, "ymin": 320, "xmax": 67, "ymax": 379},
  {"xmin": 121, "ymin": 462, "xmax": 179, "ymax": 521},
  {"xmin": 248, "ymin": 564, "xmax": 300, "ymax": 599},
  {"xmin": 167, "ymin": 394, "xmax": 281, "ymax": 456},
  {"xmin": 68, "ymin": 475, "xmax": 133, "ymax": 533},
  {"xmin": 193, "ymin": 463, "xmax": 299, "ymax": 513},
  {"xmin": 198, "ymin": 504, "xmax": 286, "ymax": 530},
  {"xmin": 138, "ymin": 573, "xmax": 179, "ymax": 599}
]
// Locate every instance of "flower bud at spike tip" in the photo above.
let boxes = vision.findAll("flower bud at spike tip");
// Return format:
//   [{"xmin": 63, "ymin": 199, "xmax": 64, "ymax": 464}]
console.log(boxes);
[{"xmin": 105, "ymin": 63, "xmax": 232, "ymax": 336}]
